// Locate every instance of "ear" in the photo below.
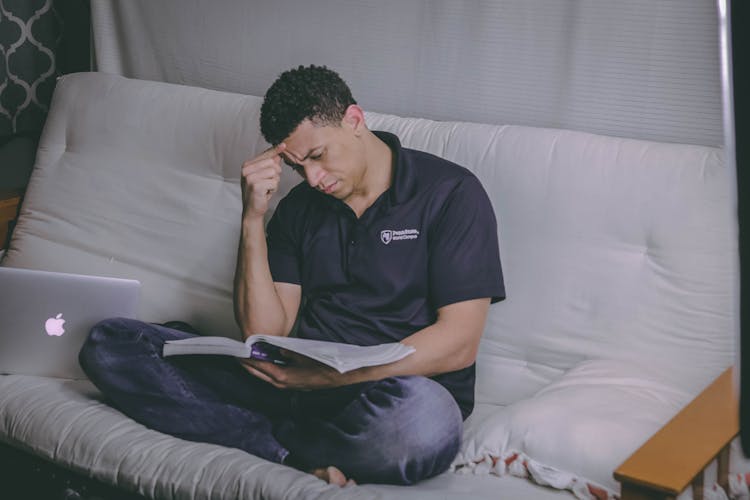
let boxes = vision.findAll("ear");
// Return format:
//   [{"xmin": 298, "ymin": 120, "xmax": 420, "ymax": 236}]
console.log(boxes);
[{"xmin": 342, "ymin": 104, "xmax": 366, "ymax": 136}]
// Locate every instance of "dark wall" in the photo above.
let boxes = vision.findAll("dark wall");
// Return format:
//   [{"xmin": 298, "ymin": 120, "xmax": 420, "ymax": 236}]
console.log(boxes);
[
  {"xmin": 735, "ymin": 0, "xmax": 750, "ymax": 455},
  {"xmin": 57, "ymin": 0, "xmax": 91, "ymax": 75}
]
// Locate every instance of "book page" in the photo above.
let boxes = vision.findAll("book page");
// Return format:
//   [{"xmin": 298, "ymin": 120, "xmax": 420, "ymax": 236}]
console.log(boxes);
[
  {"xmin": 162, "ymin": 335, "xmax": 415, "ymax": 373},
  {"xmin": 162, "ymin": 336, "xmax": 249, "ymax": 357},
  {"xmin": 250, "ymin": 335, "xmax": 415, "ymax": 373}
]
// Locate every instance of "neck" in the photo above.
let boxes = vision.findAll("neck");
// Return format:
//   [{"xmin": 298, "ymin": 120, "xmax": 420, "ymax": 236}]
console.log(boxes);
[{"xmin": 345, "ymin": 130, "xmax": 393, "ymax": 217}]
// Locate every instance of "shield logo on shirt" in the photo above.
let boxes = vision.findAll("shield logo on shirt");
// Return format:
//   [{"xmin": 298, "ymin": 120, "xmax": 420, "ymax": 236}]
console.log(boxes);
[{"xmin": 380, "ymin": 230, "xmax": 393, "ymax": 245}]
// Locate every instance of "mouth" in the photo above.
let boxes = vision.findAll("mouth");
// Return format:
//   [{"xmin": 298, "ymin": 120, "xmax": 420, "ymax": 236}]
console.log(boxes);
[{"xmin": 321, "ymin": 180, "xmax": 338, "ymax": 194}]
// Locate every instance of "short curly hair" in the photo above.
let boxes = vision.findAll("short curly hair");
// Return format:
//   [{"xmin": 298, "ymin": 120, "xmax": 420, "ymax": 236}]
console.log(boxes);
[{"xmin": 260, "ymin": 65, "xmax": 357, "ymax": 146}]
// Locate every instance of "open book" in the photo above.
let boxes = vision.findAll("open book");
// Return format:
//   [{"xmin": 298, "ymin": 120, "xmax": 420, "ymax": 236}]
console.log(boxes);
[{"xmin": 162, "ymin": 335, "xmax": 415, "ymax": 374}]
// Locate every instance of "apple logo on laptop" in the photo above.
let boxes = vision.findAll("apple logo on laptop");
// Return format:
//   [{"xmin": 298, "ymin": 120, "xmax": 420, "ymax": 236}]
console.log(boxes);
[{"xmin": 45, "ymin": 313, "xmax": 66, "ymax": 336}]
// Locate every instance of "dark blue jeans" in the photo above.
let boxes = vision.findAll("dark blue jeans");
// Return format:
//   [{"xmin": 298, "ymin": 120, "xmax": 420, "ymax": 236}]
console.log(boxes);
[{"xmin": 78, "ymin": 318, "xmax": 462, "ymax": 485}]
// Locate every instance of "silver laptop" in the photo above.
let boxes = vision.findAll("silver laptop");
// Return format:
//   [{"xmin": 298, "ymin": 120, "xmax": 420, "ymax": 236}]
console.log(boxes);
[{"xmin": 0, "ymin": 267, "xmax": 140, "ymax": 379}]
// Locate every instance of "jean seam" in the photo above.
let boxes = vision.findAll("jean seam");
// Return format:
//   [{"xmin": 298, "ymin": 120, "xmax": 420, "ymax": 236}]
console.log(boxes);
[{"xmin": 136, "ymin": 324, "xmax": 194, "ymax": 400}]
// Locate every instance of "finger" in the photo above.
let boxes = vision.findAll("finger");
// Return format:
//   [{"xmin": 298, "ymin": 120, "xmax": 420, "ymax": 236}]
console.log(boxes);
[
  {"xmin": 241, "ymin": 361, "xmax": 279, "ymax": 386},
  {"xmin": 255, "ymin": 142, "xmax": 287, "ymax": 161},
  {"xmin": 242, "ymin": 168, "xmax": 281, "ymax": 188},
  {"xmin": 327, "ymin": 466, "xmax": 347, "ymax": 486},
  {"xmin": 279, "ymin": 349, "xmax": 322, "ymax": 366},
  {"xmin": 250, "ymin": 179, "xmax": 280, "ymax": 197},
  {"xmin": 243, "ymin": 161, "xmax": 282, "ymax": 183},
  {"xmin": 279, "ymin": 348, "xmax": 307, "ymax": 358},
  {"xmin": 278, "ymin": 350, "xmax": 308, "ymax": 363},
  {"xmin": 246, "ymin": 358, "xmax": 288, "ymax": 379},
  {"xmin": 242, "ymin": 158, "xmax": 283, "ymax": 178},
  {"xmin": 242, "ymin": 173, "xmax": 276, "ymax": 191},
  {"xmin": 241, "ymin": 154, "xmax": 284, "ymax": 179}
]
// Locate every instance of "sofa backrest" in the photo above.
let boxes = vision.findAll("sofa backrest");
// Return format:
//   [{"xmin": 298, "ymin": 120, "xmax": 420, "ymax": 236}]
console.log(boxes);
[
  {"xmin": 2, "ymin": 73, "xmax": 736, "ymax": 404},
  {"xmin": 364, "ymin": 113, "xmax": 737, "ymax": 400},
  {"xmin": 2, "ymin": 73, "xmax": 292, "ymax": 337}
]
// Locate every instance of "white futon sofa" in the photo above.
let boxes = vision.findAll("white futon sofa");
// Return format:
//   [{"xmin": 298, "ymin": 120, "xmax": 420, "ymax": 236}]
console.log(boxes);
[{"xmin": 0, "ymin": 72, "xmax": 739, "ymax": 499}]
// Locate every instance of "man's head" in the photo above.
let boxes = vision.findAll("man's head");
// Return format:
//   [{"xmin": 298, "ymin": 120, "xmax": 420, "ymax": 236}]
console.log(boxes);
[
  {"xmin": 259, "ymin": 65, "xmax": 390, "ymax": 204},
  {"xmin": 260, "ymin": 65, "xmax": 357, "ymax": 147}
]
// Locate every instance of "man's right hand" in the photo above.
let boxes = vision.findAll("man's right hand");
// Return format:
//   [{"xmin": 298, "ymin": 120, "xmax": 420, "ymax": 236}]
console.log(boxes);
[{"xmin": 240, "ymin": 143, "xmax": 286, "ymax": 219}]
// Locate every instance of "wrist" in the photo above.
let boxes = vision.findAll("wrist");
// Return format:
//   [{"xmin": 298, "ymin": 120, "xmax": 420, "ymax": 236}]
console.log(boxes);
[
  {"xmin": 345, "ymin": 364, "xmax": 382, "ymax": 385},
  {"xmin": 241, "ymin": 211, "xmax": 265, "ymax": 226},
  {"xmin": 241, "ymin": 213, "xmax": 266, "ymax": 237}
]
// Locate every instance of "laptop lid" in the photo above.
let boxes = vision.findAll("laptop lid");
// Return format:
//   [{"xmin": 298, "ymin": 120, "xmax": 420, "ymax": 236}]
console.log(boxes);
[{"xmin": 0, "ymin": 267, "xmax": 140, "ymax": 379}]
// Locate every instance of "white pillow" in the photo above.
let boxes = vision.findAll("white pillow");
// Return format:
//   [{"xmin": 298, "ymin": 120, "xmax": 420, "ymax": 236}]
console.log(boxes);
[{"xmin": 455, "ymin": 360, "xmax": 695, "ymax": 496}]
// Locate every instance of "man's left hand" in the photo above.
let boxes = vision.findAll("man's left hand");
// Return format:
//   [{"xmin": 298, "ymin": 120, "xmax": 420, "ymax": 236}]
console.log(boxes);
[{"xmin": 240, "ymin": 350, "xmax": 351, "ymax": 390}]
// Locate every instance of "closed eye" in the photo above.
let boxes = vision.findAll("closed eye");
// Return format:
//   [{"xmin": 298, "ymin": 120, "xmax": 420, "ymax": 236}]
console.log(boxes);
[
  {"xmin": 282, "ymin": 159, "xmax": 304, "ymax": 177},
  {"xmin": 281, "ymin": 154, "xmax": 303, "ymax": 170}
]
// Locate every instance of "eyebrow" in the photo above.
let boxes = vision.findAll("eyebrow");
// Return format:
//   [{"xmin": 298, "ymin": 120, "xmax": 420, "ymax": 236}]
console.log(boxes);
[{"xmin": 284, "ymin": 146, "xmax": 323, "ymax": 164}]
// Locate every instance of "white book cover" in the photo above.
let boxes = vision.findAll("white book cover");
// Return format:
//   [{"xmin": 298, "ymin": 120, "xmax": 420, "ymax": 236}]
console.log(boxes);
[{"xmin": 162, "ymin": 335, "xmax": 415, "ymax": 374}]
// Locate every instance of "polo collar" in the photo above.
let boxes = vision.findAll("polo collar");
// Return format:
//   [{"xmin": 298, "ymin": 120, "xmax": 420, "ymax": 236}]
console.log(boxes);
[
  {"xmin": 373, "ymin": 130, "xmax": 417, "ymax": 207},
  {"xmin": 314, "ymin": 130, "xmax": 417, "ymax": 213}
]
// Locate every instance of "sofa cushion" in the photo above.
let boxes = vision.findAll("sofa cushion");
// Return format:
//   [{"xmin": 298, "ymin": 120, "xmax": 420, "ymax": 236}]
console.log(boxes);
[
  {"xmin": 0, "ymin": 374, "xmax": 570, "ymax": 499},
  {"xmin": 454, "ymin": 360, "xmax": 693, "ymax": 496},
  {"xmin": 364, "ymin": 112, "xmax": 735, "ymax": 401}
]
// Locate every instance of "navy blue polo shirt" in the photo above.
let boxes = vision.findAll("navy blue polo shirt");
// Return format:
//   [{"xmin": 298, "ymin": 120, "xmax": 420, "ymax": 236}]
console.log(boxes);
[{"xmin": 266, "ymin": 131, "xmax": 505, "ymax": 418}]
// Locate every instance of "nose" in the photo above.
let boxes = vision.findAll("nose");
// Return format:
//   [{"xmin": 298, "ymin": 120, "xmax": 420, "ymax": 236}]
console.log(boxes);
[{"xmin": 302, "ymin": 163, "xmax": 326, "ymax": 188}]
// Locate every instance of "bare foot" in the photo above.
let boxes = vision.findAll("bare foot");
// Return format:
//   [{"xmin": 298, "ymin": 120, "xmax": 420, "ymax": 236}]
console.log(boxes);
[{"xmin": 311, "ymin": 465, "xmax": 356, "ymax": 486}]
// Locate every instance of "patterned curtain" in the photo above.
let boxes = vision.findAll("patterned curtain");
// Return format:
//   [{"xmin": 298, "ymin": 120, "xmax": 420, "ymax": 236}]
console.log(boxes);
[
  {"xmin": 0, "ymin": 0, "xmax": 87, "ymax": 191},
  {"xmin": 0, "ymin": 0, "xmax": 62, "ymax": 140}
]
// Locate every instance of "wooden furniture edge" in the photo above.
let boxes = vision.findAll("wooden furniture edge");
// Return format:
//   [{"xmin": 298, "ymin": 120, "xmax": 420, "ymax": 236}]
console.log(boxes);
[
  {"xmin": 614, "ymin": 366, "xmax": 738, "ymax": 497},
  {"xmin": 0, "ymin": 189, "xmax": 24, "ymax": 250}
]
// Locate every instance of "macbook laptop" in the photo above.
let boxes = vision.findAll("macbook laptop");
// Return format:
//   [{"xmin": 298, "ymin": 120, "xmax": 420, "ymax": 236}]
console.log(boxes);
[{"xmin": 0, "ymin": 267, "xmax": 140, "ymax": 379}]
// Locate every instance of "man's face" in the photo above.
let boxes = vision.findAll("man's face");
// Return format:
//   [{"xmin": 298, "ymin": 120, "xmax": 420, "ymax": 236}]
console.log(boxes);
[{"xmin": 280, "ymin": 116, "xmax": 366, "ymax": 201}]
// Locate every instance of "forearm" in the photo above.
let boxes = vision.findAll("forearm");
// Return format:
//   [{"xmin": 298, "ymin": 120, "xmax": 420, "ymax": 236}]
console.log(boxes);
[
  {"xmin": 348, "ymin": 299, "xmax": 489, "ymax": 385},
  {"xmin": 350, "ymin": 327, "xmax": 473, "ymax": 385},
  {"xmin": 241, "ymin": 322, "xmax": 478, "ymax": 391},
  {"xmin": 233, "ymin": 216, "xmax": 290, "ymax": 338},
  {"xmin": 241, "ymin": 299, "xmax": 490, "ymax": 391}
]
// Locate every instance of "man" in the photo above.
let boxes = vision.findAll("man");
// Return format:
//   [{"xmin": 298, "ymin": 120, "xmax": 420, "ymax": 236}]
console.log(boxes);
[{"xmin": 80, "ymin": 65, "xmax": 504, "ymax": 486}]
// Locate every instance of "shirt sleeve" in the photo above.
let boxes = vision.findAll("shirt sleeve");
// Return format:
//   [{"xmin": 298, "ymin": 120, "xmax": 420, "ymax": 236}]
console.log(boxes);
[
  {"xmin": 428, "ymin": 174, "xmax": 505, "ymax": 309},
  {"xmin": 265, "ymin": 197, "xmax": 302, "ymax": 285}
]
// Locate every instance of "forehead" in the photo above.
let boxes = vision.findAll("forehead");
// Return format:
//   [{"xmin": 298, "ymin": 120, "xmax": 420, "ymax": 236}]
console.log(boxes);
[{"xmin": 283, "ymin": 120, "xmax": 339, "ymax": 154}]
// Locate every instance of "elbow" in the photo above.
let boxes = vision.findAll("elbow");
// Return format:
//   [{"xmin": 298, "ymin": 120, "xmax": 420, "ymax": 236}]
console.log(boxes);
[
  {"xmin": 460, "ymin": 333, "xmax": 483, "ymax": 369},
  {"xmin": 242, "ymin": 313, "xmax": 293, "ymax": 339},
  {"xmin": 460, "ymin": 357, "xmax": 477, "ymax": 371},
  {"xmin": 232, "ymin": 297, "xmax": 292, "ymax": 338},
  {"xmin": 452, "ymin": 342, "xmax": 479, "ymax": 371},
  {"xmin": 233, "ymin": 307, "xmax": 277, "ymax": 339},
  {"xmin": 233, "ymin": 305, "xmax": 249, "ymax": 339}
]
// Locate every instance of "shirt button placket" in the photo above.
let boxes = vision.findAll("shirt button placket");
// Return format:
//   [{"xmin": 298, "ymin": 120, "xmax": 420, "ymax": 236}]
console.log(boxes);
[{"xmin": 345, "ymin": 218, "xmax": 358, "ymax": 281}]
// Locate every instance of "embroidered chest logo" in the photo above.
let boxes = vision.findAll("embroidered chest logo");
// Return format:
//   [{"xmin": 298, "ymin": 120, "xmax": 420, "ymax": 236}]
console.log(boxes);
[{"xmin": 380, "ymin": 229, "xmax": 420, "ymax": 245}]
